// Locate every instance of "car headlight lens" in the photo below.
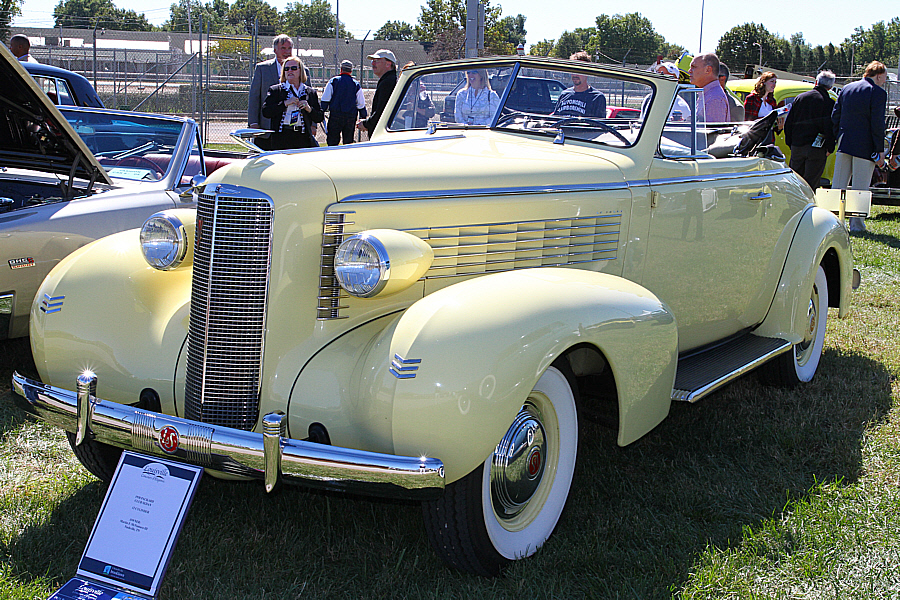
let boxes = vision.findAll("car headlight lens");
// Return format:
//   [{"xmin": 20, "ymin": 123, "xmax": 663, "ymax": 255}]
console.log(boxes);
[
  {"xmin": 334, "ymin": 234, "xmax": 389, "ymax": 297},
  {"xmin": 140, "ymin": 212, "xmax": 188, "ymax": 270}
]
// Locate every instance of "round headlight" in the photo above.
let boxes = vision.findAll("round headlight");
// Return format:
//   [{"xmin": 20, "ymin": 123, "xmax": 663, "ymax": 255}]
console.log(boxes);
[
  {"xmin": 140, "ymin": 212, "xmax": 188, "ymax": 270},
  {"xmin": 334, "ymin": 234, "xmax": 389, "ymax": 297}
]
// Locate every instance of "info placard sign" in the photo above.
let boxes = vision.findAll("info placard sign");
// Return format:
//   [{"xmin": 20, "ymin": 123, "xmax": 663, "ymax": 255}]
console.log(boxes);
[{"xmin": 49, "ymin": 452, "xmax": 203, "ymax": 600}]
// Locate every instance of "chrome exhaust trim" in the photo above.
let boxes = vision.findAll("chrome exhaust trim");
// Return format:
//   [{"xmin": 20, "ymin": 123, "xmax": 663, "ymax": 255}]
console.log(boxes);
[{"xmin": 12, "ymin": 371, "xmax": 444, "ymax": 501}]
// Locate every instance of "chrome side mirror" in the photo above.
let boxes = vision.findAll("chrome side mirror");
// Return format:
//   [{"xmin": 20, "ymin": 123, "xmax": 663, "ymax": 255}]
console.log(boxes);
[
  {"xmin": 228, "ymin": 128, "xmax": 271, "ymax": 153},
  {"xmin": 178, "ymin": 175, "xmax": 207, "ymax": 202}
]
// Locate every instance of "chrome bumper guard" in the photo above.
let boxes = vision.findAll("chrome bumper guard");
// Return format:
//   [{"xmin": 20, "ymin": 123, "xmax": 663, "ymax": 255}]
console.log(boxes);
[{"xmin": 12, "ymin": 371, "xmax": 444, "ymax": 500}]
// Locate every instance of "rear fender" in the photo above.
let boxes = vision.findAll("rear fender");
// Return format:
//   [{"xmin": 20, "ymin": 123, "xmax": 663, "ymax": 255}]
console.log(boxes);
[
  {"xmin": 358, "ymin": 268, "xmax": 678, "ymax": 483},
  {"xmin": 755, "ymin": 206, "xmax": 852, "ymax": 341}
]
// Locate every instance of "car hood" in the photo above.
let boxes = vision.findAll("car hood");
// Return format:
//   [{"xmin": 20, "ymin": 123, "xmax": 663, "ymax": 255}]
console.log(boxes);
[{"xmin": 0, "ymin": 43, "xmax": 111, "ymax": 186}]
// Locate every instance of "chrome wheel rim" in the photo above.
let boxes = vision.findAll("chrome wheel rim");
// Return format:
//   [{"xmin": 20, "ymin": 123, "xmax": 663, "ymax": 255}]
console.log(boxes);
[
  {"xmin": 490, "ymin": 401, "xmax": 548, "ymax": 522},
  {"xmin": 795, "ymin": 283, "xmax": 820, "ymax": 367}
]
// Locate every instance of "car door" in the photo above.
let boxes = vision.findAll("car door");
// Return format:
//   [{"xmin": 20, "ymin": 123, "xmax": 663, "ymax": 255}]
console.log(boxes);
[{"xmin": 642, "ymin": 154, "xmax": 808, "ymax": 352}]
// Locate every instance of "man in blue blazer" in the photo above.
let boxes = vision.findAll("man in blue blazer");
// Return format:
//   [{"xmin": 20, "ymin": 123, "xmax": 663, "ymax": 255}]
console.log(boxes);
[{"xmin": 831, "ymin": 60, "xmax": 888, "ymax": 232}]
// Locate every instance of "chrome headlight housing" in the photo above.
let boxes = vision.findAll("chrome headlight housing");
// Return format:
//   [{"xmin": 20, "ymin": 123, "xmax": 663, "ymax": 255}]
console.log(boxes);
[
  {"xmin": 334, "ymin": 234, "xmax": 390, "ymax": 297},
  {"xmin": 334, "ymin": 230, "xmax": 434, "ymax": 298},
  {"xmin": 140, "ymin": 212, "xmax": 188, "ymax": 270}
]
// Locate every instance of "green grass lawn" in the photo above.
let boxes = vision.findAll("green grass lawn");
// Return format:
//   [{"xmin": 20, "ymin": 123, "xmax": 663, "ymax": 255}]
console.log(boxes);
[{"xmin": 2, "ymin": 208, "xmax": 900, "ymax": 599}]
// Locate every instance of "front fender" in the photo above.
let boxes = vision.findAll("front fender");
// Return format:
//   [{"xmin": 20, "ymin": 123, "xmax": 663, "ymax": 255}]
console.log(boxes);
[
  {"xmin": 358, "ymin": 268, "xmax": 678, "ymax": 483},
  {"xmin": 755, "ymin": 205, "xmax": 852, "ymax": 342},
  {"xmin": 30, "ymin": 210, "xmax": 195, "ymax": 410}
]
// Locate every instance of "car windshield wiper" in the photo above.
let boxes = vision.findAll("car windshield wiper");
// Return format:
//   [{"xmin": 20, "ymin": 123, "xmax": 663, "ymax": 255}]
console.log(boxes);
[{"xmin": 110, "ymin": 140, "xmax": 157, "ymax": 161}]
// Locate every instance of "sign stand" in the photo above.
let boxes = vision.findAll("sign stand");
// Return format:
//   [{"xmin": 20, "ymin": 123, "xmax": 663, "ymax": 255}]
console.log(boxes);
[{"xmin": 49, "ymin": 452, "xmax": 203, "ymax": 600}]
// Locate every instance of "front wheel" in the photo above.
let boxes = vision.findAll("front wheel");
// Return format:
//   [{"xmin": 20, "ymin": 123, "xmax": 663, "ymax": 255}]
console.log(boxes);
[
  {"xmin": 759, "ymin": 265, "xmax": 828, "ymax": 386},
  {"xmin": 423, "ymin": 365, "xmax": 578, "ymax": 576},
  {"xmin": 66, "ymin": 432, "xmax": 122, "ymax": 482}
]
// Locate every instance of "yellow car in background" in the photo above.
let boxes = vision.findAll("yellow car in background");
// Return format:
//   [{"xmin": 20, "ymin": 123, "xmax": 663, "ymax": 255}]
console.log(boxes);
[{"xmin": 727, "ymin": 79, "xmax": 840, "ymax": 187}]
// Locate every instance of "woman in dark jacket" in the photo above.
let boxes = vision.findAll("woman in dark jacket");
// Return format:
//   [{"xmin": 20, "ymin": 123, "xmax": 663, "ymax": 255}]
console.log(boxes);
[{"xmin": 262, "ymin": 57, "xmax": 324, "ymax": 149}]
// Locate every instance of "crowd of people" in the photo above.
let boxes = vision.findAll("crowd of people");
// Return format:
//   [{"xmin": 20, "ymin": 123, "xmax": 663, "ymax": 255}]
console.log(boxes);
[{"xmin": 10, "ymin": 30, "xmax": 897, "ymax": 233}]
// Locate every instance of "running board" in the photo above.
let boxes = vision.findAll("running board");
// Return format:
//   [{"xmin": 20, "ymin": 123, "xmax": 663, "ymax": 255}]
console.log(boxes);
[{"xmin": 672, "ymin": 335, "xmax": 792, "ymax": 403}]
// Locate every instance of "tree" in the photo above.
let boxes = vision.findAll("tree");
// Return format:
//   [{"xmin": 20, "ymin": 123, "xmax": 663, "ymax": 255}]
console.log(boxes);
[
  {"xmin": 53, "ymin": 0, "xmax": 153, "ymax": 30},
  {"xmin": 375, "ymin": 20, "xmax": 415, "ymax": 41},
  {"xmin": 586, "ymin": 13, "xmax": 664, "ymax": 65},
  {"xmin": 1, "ymin": 0, "xmax": 24, "ymax": 42},
  {"xmin": 552, "ymin": 30, "xmax": 585, "ymax": 59},
  {"xmin": 716, "ymin": 23, "xmax": 788, "ymax": 72},
  {"xmin": 283, "ymin": 0, "xmax": 350, "ymax": 39},
  {"xmin": 847, "ymin": 17, "xmax": 900, "ymax": 68},
  {"xmin": 528, "ymin": 39, "xmax": 554, "ymax": 56},
  {"xmin": 488, "ymin": 13, "xmax": 525, "ymax": 54},
  {"xmin": 164, "ymin": 0, "xmax": 230, "ymax": 33},
  {"xmin": 415, "ymin": 0, "xmax": 502, "ymax": 58},
  {"xmin": 226, "ymin": 0, "xmax": 281, "ymax": 36}
]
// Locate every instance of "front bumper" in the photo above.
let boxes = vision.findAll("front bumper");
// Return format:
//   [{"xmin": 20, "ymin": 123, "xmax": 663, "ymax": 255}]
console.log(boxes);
[{"xmin": 12, "ymin": 371, "xmax": 444, "ymax": 500}]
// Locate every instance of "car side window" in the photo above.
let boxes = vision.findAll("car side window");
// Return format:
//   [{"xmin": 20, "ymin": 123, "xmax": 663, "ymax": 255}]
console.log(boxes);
[
  {"xmin": 32, "ymin": 76, "xmax": 60, "ymax": 105},
  {"xmin": 55, "ymin": 79, "xmax": 75, "ymax": 105}
]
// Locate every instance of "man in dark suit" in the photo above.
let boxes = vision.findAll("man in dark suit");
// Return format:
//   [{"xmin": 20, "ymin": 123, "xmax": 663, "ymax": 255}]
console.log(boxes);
[
  {"xmin": 249, "ymin": 34, "xmax": 302, "ymax": 150},
  {"xmin": 784, "ymin": 70, "xmax": 836, "ymax": 191},
  {"xmin": 832, "ymin": 61, "xmax": 888, "ymax": 232}
]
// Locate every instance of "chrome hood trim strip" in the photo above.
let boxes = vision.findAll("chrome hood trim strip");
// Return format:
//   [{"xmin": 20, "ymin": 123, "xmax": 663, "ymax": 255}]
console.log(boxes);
[{"xmin": 13, "ymin": 371, "xmax": 444, "ymax": 500}]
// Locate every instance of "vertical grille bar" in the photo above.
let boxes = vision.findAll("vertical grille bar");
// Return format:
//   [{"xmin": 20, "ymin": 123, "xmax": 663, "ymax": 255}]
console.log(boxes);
[
  {"xmin": 184, "ymin": 185, "xmax": 274, "ymax": 430},
  {"xmin": 317, "ymin": 211, "xmax": 353, "ymax": 320}
]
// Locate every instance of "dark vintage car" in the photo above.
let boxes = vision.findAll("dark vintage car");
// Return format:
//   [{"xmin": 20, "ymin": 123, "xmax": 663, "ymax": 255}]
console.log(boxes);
[{"xmin": 23, "ymin": 61, "xmax": 104, "ymax": 108}]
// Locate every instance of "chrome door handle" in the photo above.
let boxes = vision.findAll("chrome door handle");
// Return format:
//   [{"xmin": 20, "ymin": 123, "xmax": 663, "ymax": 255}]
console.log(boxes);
[{"xmin": 750, "ymin": 192, "xmax": 772, "ymax": 201}]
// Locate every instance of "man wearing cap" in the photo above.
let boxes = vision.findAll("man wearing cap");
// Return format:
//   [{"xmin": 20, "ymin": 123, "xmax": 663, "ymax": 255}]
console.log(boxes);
[
  {"xmin": 718, "ymin": 63, "xmax": 745, "ymax": 121},
  {"xmin": 357, "ymin": 49, "xmax": 398, "ymax": 138},
  {"xmin": 321, "ymin": 60, "xmax": 367, "ymax": 146},
  {"xmin": 249, "ymin": 34, "xmax": 312, "ymax": 150}
]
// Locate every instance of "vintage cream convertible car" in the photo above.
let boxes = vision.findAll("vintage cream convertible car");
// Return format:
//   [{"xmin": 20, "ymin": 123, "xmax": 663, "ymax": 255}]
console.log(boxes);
[{"xmin": 14, "ymin": 56, "xmax": 855, "ymax": 577}]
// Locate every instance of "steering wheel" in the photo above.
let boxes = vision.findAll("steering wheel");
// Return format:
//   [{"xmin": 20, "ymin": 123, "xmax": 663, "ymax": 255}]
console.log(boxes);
[
  {"xmin": 554, "ymin": 117, "xmax": 630, "ymax": 145},
  {"xmin": 495, "ymin": 111, "xmax": 526, "ymax": 127}
]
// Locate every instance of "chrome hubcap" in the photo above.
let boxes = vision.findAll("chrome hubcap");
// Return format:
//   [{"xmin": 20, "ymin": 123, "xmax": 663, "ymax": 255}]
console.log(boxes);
[
  {"xmin": 796, "ymin": 287, "xmax": 819, "ymax": 363},
  {"xmin": 490, "ymin": 403, "xmax": 547, "ymax": 521}
]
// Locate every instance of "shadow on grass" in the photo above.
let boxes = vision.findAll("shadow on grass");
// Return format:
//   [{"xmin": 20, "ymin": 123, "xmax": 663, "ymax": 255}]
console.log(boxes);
[
  {"xmin": 2, "ymin": 348, "xmax": 891, "ymax": 600},
  {"xmin": 0, "ymin": 337, "xmax": 39, "ymax": 438}
]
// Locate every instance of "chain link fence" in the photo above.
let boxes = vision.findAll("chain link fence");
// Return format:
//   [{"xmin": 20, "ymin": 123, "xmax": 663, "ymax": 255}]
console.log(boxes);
[{"xmin": 22, "ymin": 27, "xmax": 430, "ymax": 144}]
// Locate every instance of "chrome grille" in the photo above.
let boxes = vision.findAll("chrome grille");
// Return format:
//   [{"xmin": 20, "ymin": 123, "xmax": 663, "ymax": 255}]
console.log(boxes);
[
  {"xmin": 410, "ymin": 214, "xmax": 621, "ymax": 277},
  {"xmin": 317, "ymin": 211, "xmax": 353, "ymax": 320},
  {"xmin": 317, "ymin": 212, "xmax": 620, "ymax": 320},
  {"xmin": 184, "ymin": 185, "xmax": 274, "ymax": 430}
]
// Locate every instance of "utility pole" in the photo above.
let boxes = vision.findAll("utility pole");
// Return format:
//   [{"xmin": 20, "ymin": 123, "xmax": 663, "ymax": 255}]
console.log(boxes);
[
  {"xmin": 334, "ymin": 0, "xmax": 339, "ymax": 77},
  {"xmin": 465, "ymin": 0, "xmax": 480, "ymax": 58}
]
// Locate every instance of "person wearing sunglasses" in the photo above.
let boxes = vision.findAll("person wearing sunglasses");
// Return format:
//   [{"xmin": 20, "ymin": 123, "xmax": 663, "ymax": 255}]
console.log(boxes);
[
  {"xmin": 262, "ymin": 57, "xmax": 324, "ymax": 150},
  {"xmin": 454, "ymin": 68, "xmax": 500, "ymax": 126}
]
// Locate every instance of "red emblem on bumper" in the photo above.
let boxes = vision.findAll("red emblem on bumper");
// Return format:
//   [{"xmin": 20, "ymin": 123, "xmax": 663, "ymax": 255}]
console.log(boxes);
[{"xmin": 158, "ymin": 425, "xmax": 179, "ymax": 453}]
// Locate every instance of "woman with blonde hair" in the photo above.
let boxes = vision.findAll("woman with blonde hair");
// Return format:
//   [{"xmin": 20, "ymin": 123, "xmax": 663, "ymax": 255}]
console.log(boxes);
[
  {"xmin": 454, "ymin": 68, "xmax": 500, "ymax": 126},
  {"xmin": 262, "ymin": 56, "xmax": 324, "ymax": 149}
]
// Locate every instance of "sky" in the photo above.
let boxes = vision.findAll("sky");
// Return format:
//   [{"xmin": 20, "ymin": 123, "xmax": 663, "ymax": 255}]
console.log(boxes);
[{"xmin": 12, "ymin": 0, "xmax": 897, "ymax": 58}]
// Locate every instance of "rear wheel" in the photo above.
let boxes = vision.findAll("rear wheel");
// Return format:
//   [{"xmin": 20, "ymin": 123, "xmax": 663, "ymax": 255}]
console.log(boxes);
[
  {"xmin": 423, "ymin": 365, "xmax": 578, "ymax": 576},
  {"xmin": 760, "ymin": 265, "xmax": 828, "ymax": 386},
  {"xmin": 66, "ymin": 432, "xmax": 122, "ymax": 482}
]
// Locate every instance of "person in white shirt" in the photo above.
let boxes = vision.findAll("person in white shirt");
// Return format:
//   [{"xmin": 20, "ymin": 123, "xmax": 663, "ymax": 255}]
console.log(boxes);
[
  {"xmin": 454, "ymin": 69, "xmax": 500, "ymax": 126},
  {"xmin": 10, "ymin": 34, "xmax": 39, "ymax": 63}
]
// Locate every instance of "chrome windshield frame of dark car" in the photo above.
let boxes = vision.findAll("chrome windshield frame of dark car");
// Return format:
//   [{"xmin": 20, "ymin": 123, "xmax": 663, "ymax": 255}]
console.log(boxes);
[{"xmin": 59, "ymin": 106, "xmax": 199, "ymax": 191}]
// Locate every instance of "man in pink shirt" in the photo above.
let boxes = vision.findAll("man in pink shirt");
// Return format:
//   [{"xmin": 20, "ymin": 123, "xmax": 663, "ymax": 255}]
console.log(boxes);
[{"xmin": 689, "ymin": 53, "xmax": 730, "ymax": 123}]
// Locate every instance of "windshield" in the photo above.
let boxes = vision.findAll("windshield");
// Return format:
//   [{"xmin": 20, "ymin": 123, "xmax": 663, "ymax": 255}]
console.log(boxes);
[
  {"xmin": 60, "ymin": 109, "xmax": 185, "ymax": 182},
  {"xmin": 388, "ymin": 63, "xmax": 652, "ymax": 148}
]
